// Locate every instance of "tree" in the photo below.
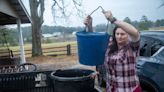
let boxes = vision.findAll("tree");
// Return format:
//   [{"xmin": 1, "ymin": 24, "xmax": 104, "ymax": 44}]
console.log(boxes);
[
  {"xmin": 0, "ymin": 27, "xmax": 17, "ymax": 47},
  {"xmin": 29, "ymin": 0, "xmax": 45, "ymax": 57},
  {"xmin": 51, "ymin": 0, "xmax": 84, "ymax": 26},
  {"xmin": 138, "ymin": 16, "xmax": 153, "ymax": 30},
  {"xmin": 159, "ymin": 0, "xmax": 164, "ymax": 8},
  {"xmin": 155, "ymin": 19, "xmax": 164, "ymax": 27},
  {"xmin": 95, "ymin": 24, "xmax": 106, "ymax": 32},
  {"xmin": 131, "ymin": 21, "xmax": 139, "ymax": 30},
  {"xmin": 123, "ymin": 17, "xmax": 132, "ymax": 24},
  {"xmin": 29, "ymin": 0, "xmax": 83, "ymax": 57}
]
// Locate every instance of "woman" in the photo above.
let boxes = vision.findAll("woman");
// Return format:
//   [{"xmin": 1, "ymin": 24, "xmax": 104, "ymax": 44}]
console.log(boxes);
[{"xmin": 84, "ymin": 10, "xmax": 142, "ymax": 92}]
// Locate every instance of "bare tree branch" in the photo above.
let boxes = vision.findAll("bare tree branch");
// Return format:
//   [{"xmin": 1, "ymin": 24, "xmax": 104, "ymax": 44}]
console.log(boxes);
[
  {"xmin": 51, "ymin": 0, "xmax": 84, "ymax": 25},
  {"xmin": 72, "ymin": 0, "xmax": 82, "ymax": 6},
  {"xmin": 158, "ymin": 0, "xmax": 164, "ymax": 8},
  {"xmin": 158, "ymin": 3, "xmax": 164, "ymax": 8},
  {"xmin": 52, "ymin": 0, "xmax": 69, "ymax": 18},
  {"xmin": 72, "ymin": 0, "xmax": 84, "ymax": 18}
]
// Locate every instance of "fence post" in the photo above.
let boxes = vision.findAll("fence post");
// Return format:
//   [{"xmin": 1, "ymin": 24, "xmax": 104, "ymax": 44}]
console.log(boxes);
[{"xmin": 67, "ymin": 44, "xmax": 71, "ymax": 56}]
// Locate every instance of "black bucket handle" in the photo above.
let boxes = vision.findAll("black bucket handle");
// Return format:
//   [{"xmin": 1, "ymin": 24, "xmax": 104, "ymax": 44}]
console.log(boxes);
[{"xmin": 89, "ymin": 6, "xmax": 104, "ymax": 16}]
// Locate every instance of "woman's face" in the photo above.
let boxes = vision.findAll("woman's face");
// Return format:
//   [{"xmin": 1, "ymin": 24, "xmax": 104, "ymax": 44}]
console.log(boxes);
[{"xmin": 115, "ymin": 28, "xmax": 128, "ymax": 45}]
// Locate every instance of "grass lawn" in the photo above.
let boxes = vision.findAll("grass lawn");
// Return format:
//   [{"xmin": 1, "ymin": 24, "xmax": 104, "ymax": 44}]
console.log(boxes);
[
  {"xmin": 0, "ymin": 41, "xmax": 77, "ymax": 57},
  {"xmin": 9, "ymin": 41, "xmax": 77, "ymax": 51}
]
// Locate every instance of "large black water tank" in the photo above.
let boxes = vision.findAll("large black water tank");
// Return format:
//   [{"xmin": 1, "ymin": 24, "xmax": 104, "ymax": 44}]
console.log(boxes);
[{"xmin": 50, "ymin": 69, "xmax": 97, "ymax": 92}]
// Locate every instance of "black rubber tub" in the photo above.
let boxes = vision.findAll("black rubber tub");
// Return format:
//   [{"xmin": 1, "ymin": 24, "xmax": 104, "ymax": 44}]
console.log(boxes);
[{"xmin": 50, "ymin": 69, "xmax": 96, "ymax": 92}]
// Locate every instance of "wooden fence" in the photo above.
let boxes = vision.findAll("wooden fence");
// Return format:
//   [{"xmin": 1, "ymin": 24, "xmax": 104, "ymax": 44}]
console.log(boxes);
[{"xmin": 12, "ymin": 44, "xmax": 77, "ymax": 57}]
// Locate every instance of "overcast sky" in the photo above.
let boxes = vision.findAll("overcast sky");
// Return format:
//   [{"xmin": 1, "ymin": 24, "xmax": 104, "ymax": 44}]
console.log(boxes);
[
  {"xmin": 23, "ymin": 0, "xmax": 164, "ymax": 27},
  {"xmin": 82, "ymin": 0, "xmax": 164, "ymax": 26}
]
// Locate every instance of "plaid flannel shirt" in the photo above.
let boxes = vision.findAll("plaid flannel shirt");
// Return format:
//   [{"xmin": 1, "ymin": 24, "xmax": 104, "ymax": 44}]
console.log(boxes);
[{"xmin": 104, "ymin": 40, "xmax": 140, "ymax": 92}]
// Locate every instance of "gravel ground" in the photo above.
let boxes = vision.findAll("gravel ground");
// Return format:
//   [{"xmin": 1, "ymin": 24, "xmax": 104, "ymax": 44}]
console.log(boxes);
[
  {"xmin": 26, "ymin": 55, "xmax": 97, "ymax": 71},
  {"xmin": 26, "ymin": 55, "xmax": 79, "ymax": 70}
]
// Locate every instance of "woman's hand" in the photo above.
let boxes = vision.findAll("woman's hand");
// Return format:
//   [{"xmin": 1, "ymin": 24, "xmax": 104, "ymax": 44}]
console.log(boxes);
[
  {"xmin": 102, "ymin": 10, "xmax": 113, "ymax": 21},
  {"xmin": 84, "ymin": 15, "xmax": 92, "ymax": 26},
  {"xmin": 103, "ymin": 10, "xmax": 117, "ymax": 23},
  {"xmin": 90, "ymin": 71, "xmax": 99, "ymax": 79},
  {"xmin": 84, "ymin": 15, "xmax": 93, "ymax": 32}
]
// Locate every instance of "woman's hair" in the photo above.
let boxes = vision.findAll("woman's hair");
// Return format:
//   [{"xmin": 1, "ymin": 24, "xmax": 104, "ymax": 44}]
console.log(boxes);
[{"xmin": 109, "ymin": 26, "xmax": 119, "ymax": 54}]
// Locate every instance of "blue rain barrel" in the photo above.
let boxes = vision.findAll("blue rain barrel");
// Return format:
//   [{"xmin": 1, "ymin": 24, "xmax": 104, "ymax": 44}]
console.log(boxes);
[{"xmin": 76, "ymin": 31, "xmax": 110, "ymax": 66}]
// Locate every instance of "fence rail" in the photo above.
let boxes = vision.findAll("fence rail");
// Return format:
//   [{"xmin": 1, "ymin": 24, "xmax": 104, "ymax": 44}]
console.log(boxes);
[{"xmin": 12, "ymin": 44, "xmax": 77, "ymax": 57}]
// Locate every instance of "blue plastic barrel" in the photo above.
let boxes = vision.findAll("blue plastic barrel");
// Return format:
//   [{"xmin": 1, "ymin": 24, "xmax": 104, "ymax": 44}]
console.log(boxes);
[{"xmin": 76, "ymin": 31, "xmax": 110, "ymax": 66}]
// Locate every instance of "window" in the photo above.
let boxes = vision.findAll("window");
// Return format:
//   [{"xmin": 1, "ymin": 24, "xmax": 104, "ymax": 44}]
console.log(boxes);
[{"xmin": 140, "ymin": 36, "xmax": 163, "ymax": 57}]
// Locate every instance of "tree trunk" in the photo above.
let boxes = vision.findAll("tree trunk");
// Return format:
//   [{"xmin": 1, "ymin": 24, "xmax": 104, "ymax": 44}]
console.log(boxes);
[{"xmin": 29, "ymin": 0, "xmax": 44, "ymax": 57}]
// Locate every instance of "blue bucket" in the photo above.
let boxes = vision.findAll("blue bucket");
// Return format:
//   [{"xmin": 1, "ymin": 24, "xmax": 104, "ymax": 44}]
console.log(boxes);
[{"xmin": 76, "ymin": 31, "xmax": 110, "ymax": 66}]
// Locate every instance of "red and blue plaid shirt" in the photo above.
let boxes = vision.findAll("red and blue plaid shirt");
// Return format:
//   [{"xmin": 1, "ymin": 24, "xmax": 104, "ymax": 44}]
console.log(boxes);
[{"xmin": 104, "ymin": 40, "xmax": 140, "ymax": 92}]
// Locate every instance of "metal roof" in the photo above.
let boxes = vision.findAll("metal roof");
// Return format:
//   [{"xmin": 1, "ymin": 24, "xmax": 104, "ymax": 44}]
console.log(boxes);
[{"xmin": 0, "ymin": 0, "xmax": 31, "ymax": 25}]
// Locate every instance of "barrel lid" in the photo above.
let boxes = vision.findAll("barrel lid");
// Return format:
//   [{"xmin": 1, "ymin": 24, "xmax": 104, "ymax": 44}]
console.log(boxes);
[{"xmin": 50, "ymin": 69, "xmax": 95, "ymax": 81}]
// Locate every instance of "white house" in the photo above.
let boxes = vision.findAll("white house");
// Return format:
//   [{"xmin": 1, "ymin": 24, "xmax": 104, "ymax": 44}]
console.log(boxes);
[
  {"xmin": 0, "ymin": 0, "xmax": 31, "ymax": 64},
  {"xmin": 42, "ymin": 32, "xmax": 62, "ymax": 38}
]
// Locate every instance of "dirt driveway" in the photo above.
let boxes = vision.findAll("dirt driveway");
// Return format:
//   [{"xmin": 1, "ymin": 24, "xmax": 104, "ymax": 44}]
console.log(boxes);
[{"xmin": 26, "ymin": 54, "xmax": 96, "ymax": 71}]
